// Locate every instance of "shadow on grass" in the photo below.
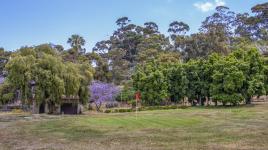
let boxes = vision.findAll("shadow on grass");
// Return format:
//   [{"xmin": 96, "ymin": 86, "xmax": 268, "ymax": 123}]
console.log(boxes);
[
  {"xmin": 30, "ymin": 119, "xmax": 105, "ymax": 140},
  {"xmin": 192, "ymin": 104, "xmax": 256, "ymax": 110}
]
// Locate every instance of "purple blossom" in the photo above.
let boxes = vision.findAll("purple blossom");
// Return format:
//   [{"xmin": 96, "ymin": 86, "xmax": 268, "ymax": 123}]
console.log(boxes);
[{"xmin": 89, "ymin": 81, "xmax": 120, "ymax": 111}]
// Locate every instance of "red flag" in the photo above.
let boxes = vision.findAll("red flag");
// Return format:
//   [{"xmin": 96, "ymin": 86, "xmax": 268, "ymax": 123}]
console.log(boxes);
[{"xmin": 135, "ymin": 92, "xmax": 141, "ymax": 101}]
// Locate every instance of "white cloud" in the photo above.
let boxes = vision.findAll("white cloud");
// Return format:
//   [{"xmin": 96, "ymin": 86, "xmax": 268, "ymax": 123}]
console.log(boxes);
[
  {"xmin": 194, "ymin": 0, "xmax": 226, "ymax": 12},
  {"xmin": 215, "ymin": 0, "xmax": 226, "ymax": 6},
  {"xmin": 194, "ymin": 2, "xmax": 214, "ymax": 12}
]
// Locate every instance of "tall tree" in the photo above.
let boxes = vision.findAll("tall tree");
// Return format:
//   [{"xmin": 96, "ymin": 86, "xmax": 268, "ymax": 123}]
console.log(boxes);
[
  {"xmin": 87, "ymin": 52, "xmax": 111, "ymax": 83},
  {"xmin": 144, "ymin": 22, "xmax": 159, "ymax": 35},
  {"xmin": 251, "ymin": 2, "xmax": 268, "ymax": 41},
  {"xmin": 168, "ymin": 21, "xmax": 190, "ymax": 40},
  {"xmin": 168, "ymin": 21, "xmax": 190, "ymax": 52},
  {"xmin": 89, "ymin": 81, "xmax": 120, "ymax": 111},
  {"xmin": 116, "ymin": 17, "xmax": 130, "ymax": 28},
  {"xmin": 167, "ymin": 64, "xmax": 188, "ymax": 103},
  {"xmin": 200, "ymin": 6, "xmax": 235, "ymax": 55},
  {"xmin": 5, "ymin": 45, "xmax": 94, "ymax": 113},
  {"xmin": 210, "ymin": 55, "xmax": 245, "ymax": 106},
  {"xmin": 67, "ymin": 34, "xmax": 86, "ymax": 60},
  {"xmin": 232, "ymin": 48, "xmax": 266, "ymax": 104},
  {"xmin": 137, "ymin": 34, "xmax": 171, "ymax": 65},
  {"xmin": 132, "ymin": 62, "xmax": 168, "ymax": 106},
  {"xmin": 0, "ymin": 48, "xmax": 11, "ymax": 76}
]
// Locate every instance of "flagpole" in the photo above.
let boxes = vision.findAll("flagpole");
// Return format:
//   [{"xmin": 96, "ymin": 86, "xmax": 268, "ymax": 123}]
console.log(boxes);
[{"xmin": 135, "ymin": 92, "xmax": 138, "ymax": 120}]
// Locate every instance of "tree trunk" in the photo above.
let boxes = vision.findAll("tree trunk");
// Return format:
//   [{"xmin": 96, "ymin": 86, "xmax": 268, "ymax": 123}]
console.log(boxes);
[
  {"xmin": 246, "ymin": 97, "xmax": 252, "ymax": 105},
  {"xmin": 45, "ymin": 103, "xmax": 49, "ymax": 114},
  {"xmin": 95, "ymin": 102, "xmax": 102, "ymax": 112},
  {"xmin": 206, "ymin": 97, "xmax": 209, "ymax": 106},
  {"xmin": 201, "ymin": 98, "xmax": 205, "ymax": 106},
  {"xmin": 198, "ymin": 97, "xmax": 201, "ymax": 106},
  {"xmin": 32, "ymin": 99, "xmax": 38, "ymax": 114}
]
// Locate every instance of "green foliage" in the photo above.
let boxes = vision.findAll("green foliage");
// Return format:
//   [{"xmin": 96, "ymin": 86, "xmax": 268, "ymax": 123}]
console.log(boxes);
[
  {"xmin": 1, "ymin": 2, "xmax": 268, "ymax": 109},
  {"xmin": 33, "ymin": 54, "xmax": 65, "ymax": 105},
  {"xmin": 0, "ymin": 48, "xmax": 11, "ymax": 75},
  {"xmin": 133, "ymin": 47, "xmax": 267, "ymax": 106},
  {"xmin": 0, "ymin": 81, "xmax": 15, "ymax": 104},
  {"xmin": 133, "ymin": 62, "xmax": 168, "ymax": 106},
  {"xmin": 167, "ymin": 64, "xmax": 188, "ymax": 103},
  {"xmin": 231, "ymin": 48, "xmax": 266, "ymax": 104},
  {"xmin": 130, "ymin": 100, "xmax": 136, "ymax": 108},
  {"xmin": 78, "ymin": 63, "xmax": 94, "ymax": 104},
  {"xmin": 103, "ymin": 105, "xmax": 188, "ymax": 113},
  {"xmin": 6, "ymin": 53, "xmax": 35, "ymax": 101},
  {"xmin": 210, "ymin": 55, "xmax": 246, "ymax": 105},
  {"xmin": 119, "ymin": 83, "xmax": 135, "ymax": 102},
  {"xmin": 5, "ymin": 45, "xmax": 94, "ymax": 111}
]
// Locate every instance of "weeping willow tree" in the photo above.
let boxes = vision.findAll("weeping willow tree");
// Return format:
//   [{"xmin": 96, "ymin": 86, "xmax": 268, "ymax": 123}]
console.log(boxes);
[{"xmin": 5, "ymin": 44, "xmax": 94, "ymax": 112}]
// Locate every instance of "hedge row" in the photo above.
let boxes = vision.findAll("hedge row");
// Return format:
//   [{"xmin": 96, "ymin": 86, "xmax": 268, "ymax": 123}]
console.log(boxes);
[{"xmin": 103, "ymin": 105, "xmax": 189, "ymax": 113}]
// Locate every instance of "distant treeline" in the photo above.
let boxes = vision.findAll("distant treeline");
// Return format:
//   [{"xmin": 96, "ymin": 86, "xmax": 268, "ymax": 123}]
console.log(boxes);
[{"xmin": 0, "ymin": 3, "xmax": 267, "ymax": 107}]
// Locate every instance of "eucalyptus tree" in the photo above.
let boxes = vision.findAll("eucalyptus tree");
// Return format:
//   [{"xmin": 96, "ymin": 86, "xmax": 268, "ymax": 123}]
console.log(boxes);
[
  {"xmin": 200, "ymin": 6, "xmax": 235, "ymax": 55},
  {"xmin": 111, "ymin": 19, "xmax": 143, "ymax": 66},
  {"xmin": 93, "ymin": 17, "xmax": 144, "ymax": 84},
  {"xmin": 116, "ymin": 17, "xmax": 130, "ymax": 28},
  {"xmin": 181, "ymin": 33, "xmax": 210, "ymax": 61},
  {"xmin": 87, "ymin": 52, "xmax": 111, "ymax": 83},
  {"xmin": 144, "ymin": 22, "xmax": 159, "ymax": 35},
  {"xmin": 168, "ymin": 21, "xmax": 190, "ymax": 53},
  {"xmin": 137, "ymin": 34, "xmax": 171, "ymax": 65},
  {"xmin": 108, "ymin": 48, "xmax": 129, "ymax": 84},
  {"xmin": 234, "ymin": 13, "xmax": 255, "ymax": 41},
  {"xmin": 168, "ymin": 21, "xmax": 190, "ymax": 40},
  {"xmin": 251, "ymin": 2, "xmax": 268, "ymax": 41}
]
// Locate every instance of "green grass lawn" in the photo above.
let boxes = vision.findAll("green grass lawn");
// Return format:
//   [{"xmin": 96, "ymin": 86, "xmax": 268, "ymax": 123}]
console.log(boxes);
[{"xmin": 0, "ymin": 104, "xmax": 268, "ymax": 150}]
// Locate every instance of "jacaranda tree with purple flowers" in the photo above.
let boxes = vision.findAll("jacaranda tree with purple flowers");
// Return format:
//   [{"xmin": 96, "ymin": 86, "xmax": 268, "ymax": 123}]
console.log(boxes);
[{"xmin": 90, "ymin": 81, "xmax": 120, "ymax": 111}]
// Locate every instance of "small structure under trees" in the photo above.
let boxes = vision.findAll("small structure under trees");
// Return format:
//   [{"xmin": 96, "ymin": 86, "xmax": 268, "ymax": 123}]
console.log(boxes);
[{"xmin": 3, "ymin": 44, "xmax": 94, "ymax": 114}]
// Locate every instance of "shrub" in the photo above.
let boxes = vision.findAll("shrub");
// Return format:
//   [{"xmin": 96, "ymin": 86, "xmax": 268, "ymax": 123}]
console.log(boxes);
[
  {"xmin": 88, "ymin": 104, "xmax": 93, "ymax": 110},
  {"xmin": 103, "ymin": 105, "xmax": 188, "ymax": 113},
  {"xmin": 130, "ymin": 100, "xmax": 136, "ymax": 108},
  {"xmin": 118, "ymin": 108, "xmax": 133, "ymax": 113},
  {"xmin": 140, "ymin": 105, "xmax": 185, "ymax": 111},
  {"xmin": 178, "ymin": 105, "xmax": 189, "ymax": 109},
  {"xmin": 105, "ymin": 101, "xmax": 119, "ymax": 108},
  {"xmin": 104, "ymin": 109, "xmax": 112, "ymax": 113},
  {"xmin": 12, "ymin": 109, "xmax": 24, "ymax": 113}
]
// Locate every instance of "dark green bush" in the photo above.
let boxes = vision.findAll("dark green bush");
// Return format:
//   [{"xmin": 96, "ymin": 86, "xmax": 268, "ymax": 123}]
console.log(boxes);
[
  {"xmin": 104, "ymin": 109, "xmax": 112, "ymax": 113},
  {"xmin": 178, "ymin": 105, "xmax": 189, "ymax": 109},
  {"xmin": 130, "ymin": 100, "xmax": 137, "ymax": 108},
  {"xmin": 118, "ymin": 108, "xmax": 133, "ymax": 113},
  {"xmin": 140, "ymin": 105, "xmax": 185, "ymax": 111},
  {"xmin": 113, "ymin": 109, "xmax": 119, "ymax": 113},
  {"xmin": 103, "ymin": 105, "xmax": 188, "ymax": 113}
]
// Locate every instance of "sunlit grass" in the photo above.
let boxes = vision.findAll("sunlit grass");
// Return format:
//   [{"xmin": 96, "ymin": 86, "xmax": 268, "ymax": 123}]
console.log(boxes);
[{"xmin": 1, "ymin": 104, "xmax": 268, "ymax": 150}]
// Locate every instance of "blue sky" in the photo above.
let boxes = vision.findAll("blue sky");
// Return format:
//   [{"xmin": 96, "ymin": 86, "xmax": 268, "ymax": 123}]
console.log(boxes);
[{"xmin": 0, "ymin": 0, "xmax": 266, "ymax": 51}]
